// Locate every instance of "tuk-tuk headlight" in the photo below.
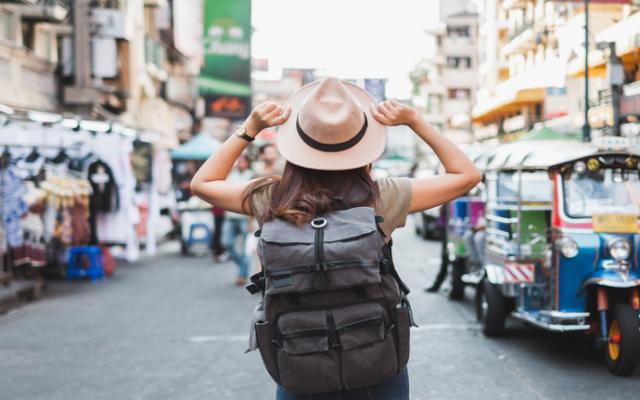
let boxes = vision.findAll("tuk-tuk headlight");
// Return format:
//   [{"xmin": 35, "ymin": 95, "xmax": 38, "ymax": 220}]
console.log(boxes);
[
  {"xmin": 608, "ymin": 238, "xmax": 630, "ymax": 260},
  {"xmin": 555, "ymin": 238, "xmax": 578, "ymax": 258}
]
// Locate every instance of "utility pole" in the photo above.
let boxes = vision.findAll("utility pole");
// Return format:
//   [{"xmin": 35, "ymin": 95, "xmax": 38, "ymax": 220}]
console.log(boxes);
[
  {"xmin": 64, "ymin": 0, "xmax": 97, "ymax": 112},
  {"xmin": 582, "ymin": 0, "xmax": 590, "ymax": 142},
  {"xmin": 606, "ymin": 42, "xmax": 624, "ymax": 136},
  {"xmin": 73, "ymin": 0, "xmax": 91, "ymax": 90}
]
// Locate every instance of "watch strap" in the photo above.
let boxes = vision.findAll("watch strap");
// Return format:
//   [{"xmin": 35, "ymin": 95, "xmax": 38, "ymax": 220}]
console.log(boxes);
[
  {"xmin": 235, "ymin": 125, "xmax": 255, "ymax": 142},
  {"xmin": 237, "ymin": 132, "xmax": 255, "ymax": 142}
]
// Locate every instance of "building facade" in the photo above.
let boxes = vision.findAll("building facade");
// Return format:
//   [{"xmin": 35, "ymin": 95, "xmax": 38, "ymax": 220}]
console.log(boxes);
[
  {"xmin": 0, "ymin": 0, "xmax": 200, "ymax": 147},
  {"xmin": 412, "ymin": 0, "xmax": 479, "ymax": 144},
  {"xmin": 472, "ymin": 0, "xmax": 635, "ymax": 140}
]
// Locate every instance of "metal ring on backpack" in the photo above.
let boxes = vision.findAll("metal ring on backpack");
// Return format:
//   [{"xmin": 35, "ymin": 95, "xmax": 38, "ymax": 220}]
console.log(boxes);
[{"xmin": 311, "ymin": 218, "xmax": 327, "ymax": 229}]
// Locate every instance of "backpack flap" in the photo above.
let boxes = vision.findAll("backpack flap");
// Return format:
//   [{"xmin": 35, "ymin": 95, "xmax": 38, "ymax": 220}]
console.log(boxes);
[
  {"xmin": 278, "ymin": 310, "xmax": 329, "ymax": 355},
  {"xmin": 258, "ymin": 207, "xmax": 385, "ymax": 295}
]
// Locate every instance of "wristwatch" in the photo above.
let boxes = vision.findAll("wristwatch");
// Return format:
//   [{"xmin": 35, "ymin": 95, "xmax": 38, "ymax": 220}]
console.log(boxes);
[{"xmin": 234, "ymin": 124, "xmax": 255, "ymax": 142}]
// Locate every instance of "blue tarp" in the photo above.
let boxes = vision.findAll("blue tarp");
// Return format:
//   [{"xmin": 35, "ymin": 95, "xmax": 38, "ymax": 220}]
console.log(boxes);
[{"xmin": 170, "ymin": 132, "xmax": 221, "ymax": 161}]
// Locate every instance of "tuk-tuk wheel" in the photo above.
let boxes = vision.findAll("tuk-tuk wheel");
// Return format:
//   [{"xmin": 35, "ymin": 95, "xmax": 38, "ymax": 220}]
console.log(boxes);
[
  {"xmin": 605, "ymin": 304, "xmax": 640, "ymax": 376},
  {"xmin": 477, "ymin": 279, "xmax": 507, "ymax": 337}
]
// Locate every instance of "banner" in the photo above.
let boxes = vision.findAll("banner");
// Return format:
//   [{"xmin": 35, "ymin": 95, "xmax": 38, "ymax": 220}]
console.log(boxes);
[
  {"xmin": 200, "ymin": 0, "xmax": 251, "ymax": 119},
  {"xmin": 364, "ymin": 79, "xmax": 386, "ymax": 103}
]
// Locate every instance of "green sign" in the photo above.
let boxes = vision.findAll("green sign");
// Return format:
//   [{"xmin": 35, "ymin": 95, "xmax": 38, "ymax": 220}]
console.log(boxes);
[{"xmin": 200, "ymin": 0, "xmax": 251, "ymax": 119}]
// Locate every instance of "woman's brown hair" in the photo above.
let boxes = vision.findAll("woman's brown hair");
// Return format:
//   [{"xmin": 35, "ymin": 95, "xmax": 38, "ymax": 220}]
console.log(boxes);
[{"xmin": 243, "ymin": 162, "xmax": 379, "ymax": 225}]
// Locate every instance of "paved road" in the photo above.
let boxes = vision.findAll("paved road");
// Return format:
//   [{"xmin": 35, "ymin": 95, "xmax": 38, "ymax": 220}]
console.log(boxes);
[{"xmin": 1, "ymin": 219, "xmax": 639, "ymax": 400}]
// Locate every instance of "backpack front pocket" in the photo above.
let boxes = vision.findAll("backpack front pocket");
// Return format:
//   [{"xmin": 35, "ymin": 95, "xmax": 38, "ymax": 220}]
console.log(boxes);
[
  {"xmin": 275, "ymin": 310, "xmax": 341, "ymax": 394},
  {"xmin": 333, "ymin": 303, "xmax": 397, "ymax": 389}
]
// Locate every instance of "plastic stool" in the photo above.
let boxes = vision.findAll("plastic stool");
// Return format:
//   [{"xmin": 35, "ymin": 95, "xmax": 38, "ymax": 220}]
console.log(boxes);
[
  {"xmin": 186, "ymin": 223, "xmax": 212, "ymax": 248},
  {"xmin": 67, "ymin": 246, "xmax": 105, "ymax": 283}
]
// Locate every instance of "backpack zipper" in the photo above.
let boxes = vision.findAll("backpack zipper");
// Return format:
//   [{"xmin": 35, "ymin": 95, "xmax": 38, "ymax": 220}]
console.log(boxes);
[{"xmin": 313, "ymin": 224, "xmax": 329, "ymax": 290}]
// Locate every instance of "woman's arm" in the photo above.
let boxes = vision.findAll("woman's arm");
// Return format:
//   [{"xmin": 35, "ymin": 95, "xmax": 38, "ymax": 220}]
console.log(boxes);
[
  {"xmin": 190, "ymin": 102, "xmax": 291, "ymax": 214},
  {"xmin": 371, "ymin": 100, "xmax": 481, "ymax": 213}
]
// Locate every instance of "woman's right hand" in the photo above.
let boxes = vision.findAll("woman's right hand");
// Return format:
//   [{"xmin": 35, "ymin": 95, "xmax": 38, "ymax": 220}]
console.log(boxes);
[
  {"xmin": 244, "ymin": 101, "xmax": 292, "ymax": 137},
  {"xmin": 371, "ymin": 99, "xmax": 420, "ymax": 128}
]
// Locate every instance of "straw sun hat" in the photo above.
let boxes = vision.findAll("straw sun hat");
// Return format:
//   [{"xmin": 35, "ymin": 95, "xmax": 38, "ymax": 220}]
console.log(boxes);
[{"xmin": 276, "ymin": 77, "xmax": 386, "ymax": 171}]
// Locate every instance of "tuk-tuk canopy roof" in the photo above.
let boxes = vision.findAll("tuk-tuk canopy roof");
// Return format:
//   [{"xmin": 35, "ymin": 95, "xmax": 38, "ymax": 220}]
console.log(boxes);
[
  {"xmin": 485, "ymin": 140, "xmax": 597, "ymax": 171},
  {"xmin": 521, "ymin": 125, "xmax": 580, "ymax": 142},
  {"xmin": 170, "ymin": 132, "xmax": 221, "ymax": 161}
]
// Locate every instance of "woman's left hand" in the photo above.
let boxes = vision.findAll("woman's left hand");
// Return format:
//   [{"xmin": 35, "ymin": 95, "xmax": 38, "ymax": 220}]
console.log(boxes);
[{"xmin": 371, "ymin": 99, "xmax": 420, "ymax": 128}]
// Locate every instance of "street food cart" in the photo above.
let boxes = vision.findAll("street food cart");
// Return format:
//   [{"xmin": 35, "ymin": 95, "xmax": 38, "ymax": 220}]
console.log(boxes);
[{"xmin": 170, "ymin": 132, "xmax": 221, "ymax": 255}]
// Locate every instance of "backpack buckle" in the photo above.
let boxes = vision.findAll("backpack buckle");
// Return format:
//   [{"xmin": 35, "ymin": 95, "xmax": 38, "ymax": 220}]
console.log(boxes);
[{"xmin": 311, "ymin": 217, "xmax": 327, "ymax": 229}]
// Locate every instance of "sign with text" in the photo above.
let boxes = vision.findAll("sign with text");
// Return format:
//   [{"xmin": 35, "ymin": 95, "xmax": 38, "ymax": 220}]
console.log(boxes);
[{"xmin": 200, "ymin": 0, "xmax": 251, "ymax": 119}]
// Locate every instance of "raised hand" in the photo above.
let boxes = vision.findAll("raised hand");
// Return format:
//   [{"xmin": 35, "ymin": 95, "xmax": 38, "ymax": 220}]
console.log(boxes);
[
  {"xmin": 245, "ymin": 101, "xmax": 292, "ymax": 136},
  {"xmin": 370, "ymin": 99, "xmax": 420, "ymax": 128}
]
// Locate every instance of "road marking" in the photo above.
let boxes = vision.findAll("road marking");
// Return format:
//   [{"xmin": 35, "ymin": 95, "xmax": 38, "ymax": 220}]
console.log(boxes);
[
  {"xmin": 413, "ymin": 323, "xmax": 480, "ymax": 332},
  {"xmin": 188, "ymin": 335, "xmax": 248, "ymax": 343}
]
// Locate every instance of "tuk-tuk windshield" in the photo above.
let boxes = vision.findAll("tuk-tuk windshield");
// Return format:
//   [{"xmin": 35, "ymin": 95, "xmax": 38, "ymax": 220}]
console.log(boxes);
[
  {"xmin": 563, "ymin": 169, "xmax": 640, "ymax": 218},
  {"xmin": 497, "ymin": 171, "xmax": 552, "ymax": 202}
]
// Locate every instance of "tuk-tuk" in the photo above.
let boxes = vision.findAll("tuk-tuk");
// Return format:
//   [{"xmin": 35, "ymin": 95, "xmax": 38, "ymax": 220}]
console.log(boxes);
[
  {"xmin": 446, "ymin": 146, "xmax": 493, "ymax": 300},
  {"xmin": 474, "ymin": 138, "xmax": 640, "ymax": 376}
]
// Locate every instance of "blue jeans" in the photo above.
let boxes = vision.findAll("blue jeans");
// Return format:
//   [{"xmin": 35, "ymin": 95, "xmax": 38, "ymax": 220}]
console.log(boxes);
[
  {"xmin": 222, "ymin": 218, "xmax": 249, "ymax": 279},
  {"xmin": 275, "ymin": 369, "xmax": 409, "ymax": 400}
]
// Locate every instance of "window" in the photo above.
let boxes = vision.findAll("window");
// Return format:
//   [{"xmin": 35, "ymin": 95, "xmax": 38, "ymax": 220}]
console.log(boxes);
[
  {"xmin": 0, "ymin": 10, "xmax": 15, "ymax": 42},
  {"xmin": 446, "ymin": 56, "xmax": 472, "ymax": 69},
  {"xmin": 447, "ymin": 26, "xmax": 470, "ymax": 37},
  {"xmin": 448, "ymin": 88, "xmax": 471, "ymax": 100}
]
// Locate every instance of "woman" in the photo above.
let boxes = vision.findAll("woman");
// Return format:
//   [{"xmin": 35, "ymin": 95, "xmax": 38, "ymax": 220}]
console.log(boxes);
[{"xmin": 191, "ymin": 78, "xmax": 480, "ymax": 399}]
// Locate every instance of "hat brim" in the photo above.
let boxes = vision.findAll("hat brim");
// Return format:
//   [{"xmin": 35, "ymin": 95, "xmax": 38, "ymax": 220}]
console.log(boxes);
[{"xmin": 276, "ymin": 80, "xmax": 386, "ymax": 171}]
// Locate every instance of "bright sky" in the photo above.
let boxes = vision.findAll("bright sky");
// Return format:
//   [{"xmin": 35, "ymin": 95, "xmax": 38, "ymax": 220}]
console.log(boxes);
[{"xmin": 251, "ymin": 0, "xmax": 440, "ymax": 99}]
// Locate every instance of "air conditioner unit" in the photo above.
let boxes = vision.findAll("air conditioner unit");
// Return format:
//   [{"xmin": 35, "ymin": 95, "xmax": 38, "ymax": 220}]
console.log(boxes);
[{"xmin": 91, "ymin": 8, "xmax": 132, "ymax": 40}]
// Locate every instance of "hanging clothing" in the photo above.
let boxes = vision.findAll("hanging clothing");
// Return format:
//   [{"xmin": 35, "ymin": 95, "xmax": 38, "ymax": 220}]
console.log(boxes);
[
  {"xmin": 88, "ymin": 159, "xmax": 119, "ymax": 213},
  {"xmin": 1, "ymin": 166, "xmax": 28, "ymax": 248},
  {"xmin": 70, "ymin": 198, "xmax": 91, "ymax": 245},
  {"xmin": 22, "ymin": 200, "xmax": 47, "ymax": 267},
  {"xmin": 93, "ymin": 134, "xmax": 139, "ymax": 261},
  {"xmin": 131, "ymin": 140, "xmax": 153, "ymax": 191},
  {"xmin": 68, "ymin": 153, "xmax": 96, "ymax": 174}
]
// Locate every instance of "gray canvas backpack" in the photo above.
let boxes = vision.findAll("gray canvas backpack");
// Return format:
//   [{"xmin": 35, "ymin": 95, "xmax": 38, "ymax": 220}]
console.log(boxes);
[{"xmin": 247, "ymin": 206, "xmax": 415, "ymax": 394}]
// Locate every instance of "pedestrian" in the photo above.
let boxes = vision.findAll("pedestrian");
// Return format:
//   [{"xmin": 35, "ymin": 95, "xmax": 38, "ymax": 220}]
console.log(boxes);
[
  {"xmin": 253, "ymin": 142, "xmax": 282, "ymax": 178},
  {"xmin": 211, "ymin": 206, "xmax": 226, "ymax": 261},
  {"xmin": 426, "ymin": 204, "xmax": 449, "ymax": 293},
  {"xmin": 221, "ymin": 154, "xmax": 253, "ymax": 285},
  {"xmin": 191, "ymin": 78, "xmax": 480, "ymax": 399}
]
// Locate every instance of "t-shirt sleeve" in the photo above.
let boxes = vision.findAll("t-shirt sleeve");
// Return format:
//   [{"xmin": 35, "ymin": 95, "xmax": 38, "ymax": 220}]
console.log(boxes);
[{"xmin": 375, "ymin": 177, "xmax": 413, "ymax": 238}]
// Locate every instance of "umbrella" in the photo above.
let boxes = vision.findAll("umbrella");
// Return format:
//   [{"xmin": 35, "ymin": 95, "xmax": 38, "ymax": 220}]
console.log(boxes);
[{"xmin": 170, "ymin": 132, "xmax": 221, "ymax": 161}]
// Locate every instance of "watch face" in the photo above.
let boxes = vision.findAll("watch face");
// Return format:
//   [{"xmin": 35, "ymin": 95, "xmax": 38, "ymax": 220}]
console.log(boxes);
[{"xmin": 236, "ymin": 126, "xmax": 246, "ymax": 136}]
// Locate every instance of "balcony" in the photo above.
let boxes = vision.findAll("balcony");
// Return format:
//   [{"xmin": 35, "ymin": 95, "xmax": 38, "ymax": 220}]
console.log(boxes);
[
  {"xmin": 442, "ymin": 36, "xmax": 476, "ymax": 55},
  {"xmin": 13, "ymin": 0, "xmax": 69, "ymax": 23},
  {"xmin": 501, "ymin": 0, "xmax": 529, "ymax": 10},
  {"xmin": 502, "ymin": 21, "xmax": 536, "ymax": 56},
  {"xmin": 507, "ymin": 19, "xmax": 534, "ymax": 41},
  {"xmin": 442, "ymin": 68, "xmax": 477, "ymax": 88}
]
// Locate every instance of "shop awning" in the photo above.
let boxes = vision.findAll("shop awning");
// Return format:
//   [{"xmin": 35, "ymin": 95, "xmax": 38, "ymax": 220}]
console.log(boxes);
[
  {"xmin": 472, "ymin": 88, "xmax": 545, "ymax": 123},
  {"xmin": 170, "ymin": 132, "xmax": 221, "ymax": 161}
]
